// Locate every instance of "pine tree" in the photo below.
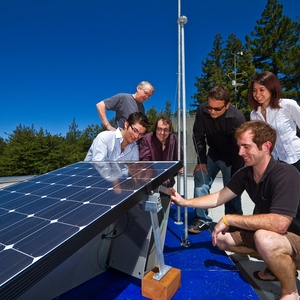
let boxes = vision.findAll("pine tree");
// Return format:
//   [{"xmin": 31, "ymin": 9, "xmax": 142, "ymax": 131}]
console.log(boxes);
[
  {"xmin": 191, "ymin": 34, "xmax": 226, "ymax": 110},
  {"xmin": 146, "ymin": 106, "xmax": 158, "ymax": 130},
  {"xmin": 191, "ymin": 33, "xmax": 255, "ymax": 118},
  {"xmin": 223, "ymin": 34, "xmax": 256, "ymax": 118}
]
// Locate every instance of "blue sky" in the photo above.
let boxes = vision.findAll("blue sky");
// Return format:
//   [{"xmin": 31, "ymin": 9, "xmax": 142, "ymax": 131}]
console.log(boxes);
[{"xmin": 0, "ymin": 0, "xmax": 299, "ymax": 138}]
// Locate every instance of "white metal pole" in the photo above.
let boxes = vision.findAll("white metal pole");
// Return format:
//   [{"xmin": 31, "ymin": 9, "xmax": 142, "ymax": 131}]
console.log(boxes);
[
  {"xmin": 178, "ymin": 15, "xmax": 189, "ymax": 246},
  {"xmin": 234, "ymin": 54, "xmax": 237, "ymax": 107},
  {"xmin": 176, "ymin": 0, "xmax": 182, "ymax": 225}
]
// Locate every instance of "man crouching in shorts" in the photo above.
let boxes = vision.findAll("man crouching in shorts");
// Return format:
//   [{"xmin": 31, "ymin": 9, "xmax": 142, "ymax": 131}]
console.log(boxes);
[{"xmin": 170, "ymin": 120, "xmax": 300, "ymax": 300}]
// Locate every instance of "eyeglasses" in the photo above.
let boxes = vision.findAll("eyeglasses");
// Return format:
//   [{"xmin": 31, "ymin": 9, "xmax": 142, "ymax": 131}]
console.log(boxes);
[
  {"xmin": 206, "ymin": 104, "xmax": 226, "ymax": 111},
  {"xmin": 142, "ymin": 89, "xmax": 152, "ymax": 97},
  {"xmin": 156, "ymin": 127, "xmax": 170, "ymax": 134},
  {"xmin": 130, "ymin": 125, "xmax": 144, "ymax": 137}
]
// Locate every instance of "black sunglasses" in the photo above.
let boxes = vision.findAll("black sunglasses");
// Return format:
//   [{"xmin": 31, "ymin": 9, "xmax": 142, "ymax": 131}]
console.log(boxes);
[{"xmin": 206, "ymin": 104, "xmax": 225, "ymax": 111}]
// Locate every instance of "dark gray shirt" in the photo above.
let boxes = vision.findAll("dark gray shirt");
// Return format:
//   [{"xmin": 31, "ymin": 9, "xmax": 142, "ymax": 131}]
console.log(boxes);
[{"xmin": 104, "ymin": 93, "xmax": 145, "ymax": 129}]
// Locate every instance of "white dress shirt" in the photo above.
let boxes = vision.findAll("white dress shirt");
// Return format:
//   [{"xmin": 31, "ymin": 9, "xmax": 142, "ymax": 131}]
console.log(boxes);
[
  {"xmin": 250, "ymin": 98, "xmax": 300, "ymax": 164},
  {"xmin": 84, "ymin": 128, "xmax": 139, "ymax": 161}
]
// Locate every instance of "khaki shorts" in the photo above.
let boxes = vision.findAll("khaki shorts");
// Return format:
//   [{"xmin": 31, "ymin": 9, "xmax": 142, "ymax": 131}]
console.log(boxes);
[{"xmin": 230, "ymin": 228, "xmax": 300, "ymax": 266}]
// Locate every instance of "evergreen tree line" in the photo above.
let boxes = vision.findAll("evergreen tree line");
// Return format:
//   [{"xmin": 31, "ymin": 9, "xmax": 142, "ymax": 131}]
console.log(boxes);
[
  {"xmin": 0, "ymin": 101, "xmax": 172, "ymax": 176},
  {"xmin": 1, "ymin": 0, "xmax": 299, "ymax": 176}
]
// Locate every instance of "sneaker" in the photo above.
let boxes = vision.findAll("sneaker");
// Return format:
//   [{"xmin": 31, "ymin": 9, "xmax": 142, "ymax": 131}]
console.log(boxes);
[{"xmin": 188, "ymin": 219, "xmax": 209, "ymax": 234}]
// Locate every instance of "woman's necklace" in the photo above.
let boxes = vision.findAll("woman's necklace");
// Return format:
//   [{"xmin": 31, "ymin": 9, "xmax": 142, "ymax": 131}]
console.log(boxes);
[{"xmin": 261, "ymin": 106, "xmax": 267, "ymax": 120}]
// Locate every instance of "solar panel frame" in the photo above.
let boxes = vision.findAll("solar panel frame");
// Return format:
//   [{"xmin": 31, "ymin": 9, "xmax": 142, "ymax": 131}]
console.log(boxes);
[{"xmin": 0, "ymin": 160, "xmax": 182, "ymax": 299}]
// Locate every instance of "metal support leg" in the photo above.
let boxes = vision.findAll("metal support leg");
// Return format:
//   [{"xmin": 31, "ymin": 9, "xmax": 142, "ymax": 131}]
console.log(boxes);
[{"xmin": 144, "ymin": 192, "xmax": 171, "ymax": 280}]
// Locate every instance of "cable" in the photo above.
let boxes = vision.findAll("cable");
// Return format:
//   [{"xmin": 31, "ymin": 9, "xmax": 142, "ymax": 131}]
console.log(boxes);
[{"xmin": 96, "ymin": 212, "xmax": 130, "ymax": 270}]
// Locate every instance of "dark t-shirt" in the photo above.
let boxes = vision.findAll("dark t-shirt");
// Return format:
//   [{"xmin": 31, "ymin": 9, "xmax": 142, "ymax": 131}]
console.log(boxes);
[
  {"xmin": 104, "ymin": 93, "xmax": 145, "ymax": 129},
  {"xmin": 227, "ymin": 158, "xmax": 300, "ymax": 235}
]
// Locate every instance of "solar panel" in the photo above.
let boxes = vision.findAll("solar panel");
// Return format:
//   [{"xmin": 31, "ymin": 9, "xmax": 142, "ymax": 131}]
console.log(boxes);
[{"xmin": 0, "ymin": 160, "xmax": 182, "ymax": 299}]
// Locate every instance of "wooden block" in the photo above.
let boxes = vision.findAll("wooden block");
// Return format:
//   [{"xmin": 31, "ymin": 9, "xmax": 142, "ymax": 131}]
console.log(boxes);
[{"xmin": 142, "ymin": 267, "xmax": 181, "ymax": 300}]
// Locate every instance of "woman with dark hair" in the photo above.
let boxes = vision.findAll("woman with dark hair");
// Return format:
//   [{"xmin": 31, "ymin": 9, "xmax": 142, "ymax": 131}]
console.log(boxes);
[
  {"xmin": 249, "ymin": 71, "xmax": 300, "ymax": 171},
  {"xmin": 139, "ymin": 116, "xmax": 183, "ymax": 187}
]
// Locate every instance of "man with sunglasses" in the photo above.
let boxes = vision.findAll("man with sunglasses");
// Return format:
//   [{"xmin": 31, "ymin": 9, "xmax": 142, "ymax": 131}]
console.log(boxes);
[
  {"xmin": 96, "ymin": 81, "xmax": 154, "ymax": 130},
  {"xmin": 189, "ymin": 85, "xmax": 246, "ymax": 234},
  {"xmin": 84, "ymin": 112, "xmax": 150, "ymax": 161}
]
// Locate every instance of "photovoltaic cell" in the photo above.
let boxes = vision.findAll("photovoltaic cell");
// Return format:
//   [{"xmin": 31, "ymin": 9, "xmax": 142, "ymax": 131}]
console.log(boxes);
[{"xmin": 0, "ymin": 160, "xmax": 182, "ymax": 299}]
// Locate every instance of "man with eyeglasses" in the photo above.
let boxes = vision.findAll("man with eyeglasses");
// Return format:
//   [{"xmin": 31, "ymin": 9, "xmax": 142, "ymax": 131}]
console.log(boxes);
[
  {"xmin": 96, "ymin": 81, "xmax": 154, "ymax": 130},
  {"xmin": 189, "ymin": 85, "xmax": 246, "ymax": 234},
  {"xmin": 139, "ymin": 116, "xmax": 183, "ymax": 187},
  {"xmin": 84, "ymin": 112, "xmax": 150, "ymax": 161}
]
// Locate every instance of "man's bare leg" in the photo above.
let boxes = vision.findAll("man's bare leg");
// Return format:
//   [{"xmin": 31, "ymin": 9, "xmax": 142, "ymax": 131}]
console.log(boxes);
[
  {"xmin": 215, "ymin": 229, "xmax": 299, "ymax": 299},
  {"xmin": 254, "ymin": 229, "xmax": 299, "ymax": 300}
]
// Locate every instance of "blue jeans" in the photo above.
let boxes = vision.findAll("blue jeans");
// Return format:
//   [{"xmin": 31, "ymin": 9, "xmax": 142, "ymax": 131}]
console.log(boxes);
[{"xmin": 193, "ymin": 155, "xmax": 243, "ymax": 223}]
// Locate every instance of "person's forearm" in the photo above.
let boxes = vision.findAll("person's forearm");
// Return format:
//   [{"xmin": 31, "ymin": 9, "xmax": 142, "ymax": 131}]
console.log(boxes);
[
  {"xmin": 193, "ymin": 137, "xmax": 207, "ymax": 164},
  {"xmin": 171, "ymin": 191, "xmax": 219, "ymax": 209},
  {"xmin": 171, "ymin": 187, "xmax": 234, "ymax": 209},
  {"xmin": 96, "ymin": 102, "xmax": 110, "ymax": 128},
  {"xmin": 186, "ymin": 194, "xmax": 219, "ymax": 209},
  {"xmin": 225, "ymin": 213, "xmax": 292, "ymax": 234}
]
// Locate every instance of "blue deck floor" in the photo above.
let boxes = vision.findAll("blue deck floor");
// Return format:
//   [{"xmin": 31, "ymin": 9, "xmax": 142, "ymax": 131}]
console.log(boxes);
[{"xmin": 56, "ymin": 206, "xmax": 260, "ymax": 300}]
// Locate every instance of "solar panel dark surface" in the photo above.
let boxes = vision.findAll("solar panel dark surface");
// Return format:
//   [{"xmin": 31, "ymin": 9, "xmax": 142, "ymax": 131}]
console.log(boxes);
[{"xmin": 0, "ymin": 160, "xmax": 182, "ymax": 299}]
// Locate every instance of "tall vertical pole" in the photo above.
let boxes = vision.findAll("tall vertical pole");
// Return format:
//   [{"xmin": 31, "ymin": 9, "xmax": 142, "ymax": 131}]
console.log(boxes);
[
  {"xmin": 231, "ymin": 51, "xmax": 243, "ymax": 108},
  {"xmin": 175, "ymin": 0, "xmax": 182, "ymax": 224},
  {"xmin": 178, "ymin": 15, "xmax": 189, "ymax": 246},
  {"xmin": 234, "ymin": 54, "xmax": 237, "ymax": 107}
]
